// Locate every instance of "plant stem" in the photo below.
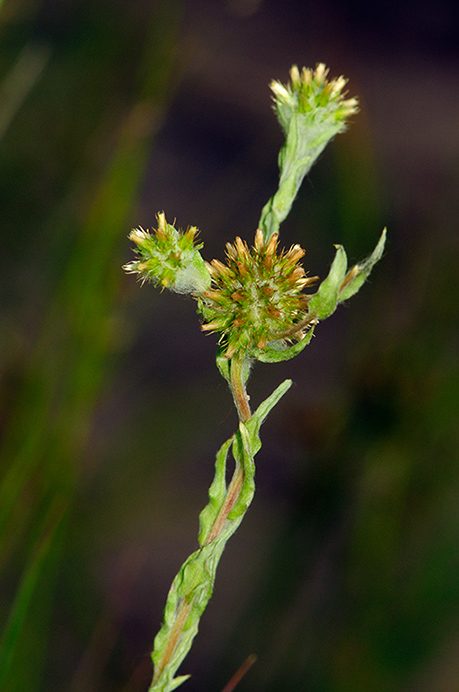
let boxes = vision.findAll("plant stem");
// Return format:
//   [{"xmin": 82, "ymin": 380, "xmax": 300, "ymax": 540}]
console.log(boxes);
[
  {"xmin": 149, "ymin": 358, "xmax": 253, "ymax": 690},
  {"xmin": 151, "ymin": 600, "xmax": 192, "ymax": 685},
  {"xmin": 202, "ymin": 355, "xmax": 251, "ymax": 543},
  {"xmin": 205, "ymin": 460, "xmax": 244, "ymax": 546},
  {"xmin": 229, "ymin": 354, "xmax": 251, "ymax": 422},
  {"xmin": 208, "ymin": 354, "xmax": 252, "ymax": 544}
]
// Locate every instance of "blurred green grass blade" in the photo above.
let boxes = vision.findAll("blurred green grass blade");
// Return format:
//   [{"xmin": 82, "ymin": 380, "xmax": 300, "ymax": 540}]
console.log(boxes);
[
  {"xmin": 0, "ymin": 0, "xmax": 182, "ymax": 542},
  {"xmin": 0, "ymin": 2, "xmax": 182, "ymax": 688},
  {"xmin": 0, "ymin": 498, "xmax": 67, "ymax": 691},
  {"xmin": 0, "ymin": 43, "xmax": 50, "ymax": 141}
]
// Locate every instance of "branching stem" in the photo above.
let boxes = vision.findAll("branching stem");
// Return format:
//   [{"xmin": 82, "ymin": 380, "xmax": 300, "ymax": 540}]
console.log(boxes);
[{"xmin": 128, "ymin": 64, "xmax": 385, "ymax": 692}]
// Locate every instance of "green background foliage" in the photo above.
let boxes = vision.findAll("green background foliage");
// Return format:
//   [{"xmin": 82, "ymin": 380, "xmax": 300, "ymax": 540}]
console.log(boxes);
[{"xmin": 1, "ymin": 1, "xmax": 458, "ymax": 691}]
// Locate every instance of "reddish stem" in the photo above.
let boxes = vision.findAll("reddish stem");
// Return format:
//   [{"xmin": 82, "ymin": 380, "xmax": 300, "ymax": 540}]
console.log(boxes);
[{"xmin": 230, "ymin": 354, "xmax": 251, "ymax": 422}]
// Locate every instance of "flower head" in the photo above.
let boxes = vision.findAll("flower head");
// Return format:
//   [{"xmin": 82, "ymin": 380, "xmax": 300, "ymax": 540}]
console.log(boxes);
[
  {"xmin": 123, "ymin": 212, "xmax": 210, "ymax": 295},
  {"xmin": 199, "ymin": 230, "xmax": 317, "ymax": 358},
  {"xmin": 270, "ymin": 63, "xmax": 359, "ymax": 135}
]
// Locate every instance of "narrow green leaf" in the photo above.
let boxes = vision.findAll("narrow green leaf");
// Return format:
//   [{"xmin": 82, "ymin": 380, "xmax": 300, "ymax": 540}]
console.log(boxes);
[
  {"xmin": 338, "ymin": 228, "xmax": 387, "ymax": 301},
  {"xmin": 0, "ymin": 498, "xmax": 67, "ymax": 689},
  {"xmin": 151, "ymin": 378, "xmax": 293, "ymax": 686},
  {"xmin": 228, "ymin": 379, "xmax": 292, "ymax": 519},
  {"xmin": 279, "ymin": 114, "xmax": 342, "ymax": 190},
  {"xmin": 198, "ymin": 436, "xmax": 233, "ymax": 546},
  {"xmin": 308, "ymin": 245, "xmax": 347, "ymax": 319},
  {"xmin": 169, "ymin": 676, "xmax": 191, "ymax": 691},
  {"xmin": 249, "ymin": 379, "xmax": 293, "ymax": 437},
  {"xmin": 227, "ymin": 424, "xmax": 255, "ymax": 520}
]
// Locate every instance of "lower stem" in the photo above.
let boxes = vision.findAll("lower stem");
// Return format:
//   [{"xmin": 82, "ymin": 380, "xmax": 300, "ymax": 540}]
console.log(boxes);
[
  {"xmin": 150, "ymin": 353, "xmax": 253, "ymax": 690},
  {"xmin": 229, "ymin": 354, "xmax": 251, "ymax": 422},
  {"xmin": 152, "ymin": 600, "xmax": 192, "ymax": 685},
  {"xmin": 151, "ymin": 458, "xmax": 246, "ymax": 686},
  {"xmin": 205, "ymin": 463, "xmax": 244, "ymax": 545}
]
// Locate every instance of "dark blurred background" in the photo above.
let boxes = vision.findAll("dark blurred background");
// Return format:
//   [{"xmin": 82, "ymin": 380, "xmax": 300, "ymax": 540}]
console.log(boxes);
[{"xmin": 1, "ymin": 0, "xmax": 458, "ymax": 690}]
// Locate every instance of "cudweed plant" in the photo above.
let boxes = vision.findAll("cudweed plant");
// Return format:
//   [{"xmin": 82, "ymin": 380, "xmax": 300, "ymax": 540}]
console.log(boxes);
[{"xmin": 124, "ymin": 64, "xmax": 386, "ymax": 691}]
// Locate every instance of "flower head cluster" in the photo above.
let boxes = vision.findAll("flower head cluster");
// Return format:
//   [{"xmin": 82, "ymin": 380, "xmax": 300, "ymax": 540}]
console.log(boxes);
[
  {"xmin": 199, "ymin": 230, "xmax": 317, "ymax": 358},
  {"xmin": 271, "ymin": 63, "xmax": 359, "ymax": 135},
  {"xmin": 123, "ymin": 212, "xmax": 210, "ymax": 295}
]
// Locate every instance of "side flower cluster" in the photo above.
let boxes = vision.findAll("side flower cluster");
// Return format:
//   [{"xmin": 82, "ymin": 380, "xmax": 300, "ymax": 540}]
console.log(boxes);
[
  {"xmin": 123, "ymin": 212, "xmax": 210, "ymax": 295},
  {"xmin": 198, "ymin": 230, "xmax": 317, "ymax": 358}
]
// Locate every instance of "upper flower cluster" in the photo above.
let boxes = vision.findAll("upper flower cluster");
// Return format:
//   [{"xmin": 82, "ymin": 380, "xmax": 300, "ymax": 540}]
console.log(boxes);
[
  {"xmin": 258, "ymin": 64, "xmax": 360, "ymax": 241},
  {"xmin": 270, "ymin": 63, "xmax": 359, "ymax": 135},
  {"xmin": 124, "ymin": 65, "xmax": 385, "ymax": 367},
  {"xmin": 199, "ymin": 230, "xmax": 317, "ymax": 358}
]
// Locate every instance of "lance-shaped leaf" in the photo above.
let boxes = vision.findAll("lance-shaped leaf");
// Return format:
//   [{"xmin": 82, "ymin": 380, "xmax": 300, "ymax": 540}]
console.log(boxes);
[
  {"xmin": 228, "ymin": 378, "xmax": 292, "ymax": 519},
  {"xmin": 308, "ymin": 244, "xmax": 348, "ymax": 320},
  {"xmin": 307, "ymin": 230, "xmax": 386, "ymax": 322},
  {"xmin": 259, "ymin": 115, "xmax": 344, "ymax": 240},
  {"xmin": 245, "ymin": 378, "xmax": 292, "ymax": 453},
  {"xmin": 338, "ymin": 228, "xmax": 387, "ymax": 301},
  {"xmin": 198, "ymin": 436, "xmax": 234, "ymax": 546}
]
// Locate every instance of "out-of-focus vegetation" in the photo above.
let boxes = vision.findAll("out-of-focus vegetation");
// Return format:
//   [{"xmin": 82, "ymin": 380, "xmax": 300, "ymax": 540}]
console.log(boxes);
[
  {"xmin": 1, "ymin": 1, "xmax": 458, "ymax": 691},
  {"xmin": 0, "ymin": 1, "xmax": 182, "ymax": 690}
]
